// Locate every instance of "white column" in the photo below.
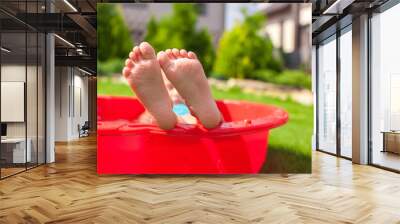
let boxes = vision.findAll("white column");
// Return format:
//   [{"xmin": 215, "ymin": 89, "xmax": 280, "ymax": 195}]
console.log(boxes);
[
  {"xmin": 352, "ymin": 14, "xmax": 369, "ymax": 164},
  {"xmin": 312, "ymin": 45, "xmax": 317, "ymax": 151},
  {"xmin": 45, "ymin": 0, "xmax": 56, "ymax": 163},
  {"xmin": 46, "ymin": 33, "xmax": 55, "ymax": 163}
]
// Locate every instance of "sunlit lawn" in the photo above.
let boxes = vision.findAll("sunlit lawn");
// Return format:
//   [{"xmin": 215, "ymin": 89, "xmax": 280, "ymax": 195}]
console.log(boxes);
[{"xmin": 98, "ymin": 77, "xmax": 312, "ymax": 173}]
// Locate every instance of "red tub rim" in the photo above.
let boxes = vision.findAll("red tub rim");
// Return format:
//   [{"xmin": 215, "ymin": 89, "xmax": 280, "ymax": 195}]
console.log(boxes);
[{"xmin": 97, "ymin": 96, "xmax": 289, "ymax": 137}]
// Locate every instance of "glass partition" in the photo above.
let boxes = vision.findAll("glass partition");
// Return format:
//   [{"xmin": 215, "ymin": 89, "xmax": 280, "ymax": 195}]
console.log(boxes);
[
  {"xmin": 1, "ymin": 29, "xmax": 28, "ymax": 178},
  {"xmin": 0, "ymin": 1, "xmax": 46, "ymax": 179}
]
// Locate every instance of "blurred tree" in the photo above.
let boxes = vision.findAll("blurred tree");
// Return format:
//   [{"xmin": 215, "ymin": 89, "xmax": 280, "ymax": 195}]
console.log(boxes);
[
  {"xmin": 98, "ymin": 4, "xmax": 133, "ymax": 61},
  {"xmin": 214, "ymin": 9, "xmax": 283, "ymax": 79},
  {"xmin": 144, "ymin": 4, "xmax": 215, "ymax": 75}
]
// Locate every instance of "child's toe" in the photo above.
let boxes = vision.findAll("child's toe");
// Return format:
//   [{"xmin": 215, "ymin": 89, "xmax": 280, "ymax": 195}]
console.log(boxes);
[
  {"xmin": 122, "ymin": 67, "xmax": 131, "ymax": 79},
  {"xmin": 129, "ymin": 51, "xmax": 135, "ymax": 61},
  {"xmin": 165, "ymin": 49, "xmax": 174, "ymax": 59},
  {"xmin": 180, "ymin": 49, "xmax": 188, "ymax": 58},
  {"xmin": 157, "ymin": 51, "xmax": 174, "ymax": 72},
  {"xmin": 188, "ymin": 51, "xmax": 197, "ymax": 59},
  {"xmin": 125, "ymin": 59, "xmax": 133, "ymax": 68},
  {"xmin": 139, "ymin": 42, "xmax": 156, "ymax": 60},
  {"xmin": 133, "ymin": 46, "xmax": 141, "ymax": 61},
  {"xmin": 172, "ymin": 48, "xmax": 180, "ymax": 58}
]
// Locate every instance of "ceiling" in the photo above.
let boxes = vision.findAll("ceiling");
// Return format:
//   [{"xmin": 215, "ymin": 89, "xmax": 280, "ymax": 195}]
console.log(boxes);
[
  {"xmin": 0, "ymin": 0, "xmax": 97, "ymax": 74},
  {"xmin": 311, "ymin": 0, "xmax": 390, "ymax": 43}
]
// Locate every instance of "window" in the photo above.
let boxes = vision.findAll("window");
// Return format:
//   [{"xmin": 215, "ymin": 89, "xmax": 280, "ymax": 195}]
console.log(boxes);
[
  {"xmin": 195, "ymin": 3, "xmax": 207, "ymax": 16},
  {"xmin": 317, "ymin": 35, "xmax": 337, "ymax": 154},
  {"xmin": 370, "ymin": 3, "xmax": 400, "ymax": 171},
  {"xmin": 128, "ymin": 3, "xmax": 147, "ymax": 9},
  {"xmin": 339, "ymin": 26, "xmax": 352, "ymax": 158}
]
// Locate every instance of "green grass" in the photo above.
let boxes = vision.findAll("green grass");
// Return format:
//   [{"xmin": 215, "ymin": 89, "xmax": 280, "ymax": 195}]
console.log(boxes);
[
  {"xmin": 98, "ymin": 77, "xmax": 135, "ymax": 96},
  {"xmin": 98, "ymin": 77, "xmax": 312, "ymax": 173}
]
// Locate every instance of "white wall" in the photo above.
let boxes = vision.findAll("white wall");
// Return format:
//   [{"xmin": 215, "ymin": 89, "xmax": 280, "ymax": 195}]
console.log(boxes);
[
  {"xmin": 54, "ymin": 67, "xmax": 89, "ymax": 141},
  {"xmin": 71, "ymin": 73, "xmax": 89, "ymax": 138},
  {"xmin": 55, "ymin": 66, "xmax": 70, "ymax": 141},
  {"xmin": 76, "ymin": 74, "xmax": 89, "ymax": 122}
]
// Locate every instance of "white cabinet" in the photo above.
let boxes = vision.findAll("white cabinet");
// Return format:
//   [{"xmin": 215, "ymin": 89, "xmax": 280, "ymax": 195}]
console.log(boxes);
[{"xmin": 1, "ymin": 138, "xmax": 32, "ymax": 163}]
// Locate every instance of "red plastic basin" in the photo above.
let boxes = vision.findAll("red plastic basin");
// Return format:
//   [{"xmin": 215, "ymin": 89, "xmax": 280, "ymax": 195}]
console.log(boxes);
[{"xmin": 97, "ymin": 96, "xmax": 288, "ymax": 174}]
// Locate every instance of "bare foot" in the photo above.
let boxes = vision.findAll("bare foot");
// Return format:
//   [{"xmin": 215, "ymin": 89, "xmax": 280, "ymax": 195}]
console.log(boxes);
[
  {"xmin": 157, "ymin": 48, "xmax": 221, "ymax": 129},
  {"xmin": 122, "ymin": 42, "xmax": 177, "ymax": 130}
]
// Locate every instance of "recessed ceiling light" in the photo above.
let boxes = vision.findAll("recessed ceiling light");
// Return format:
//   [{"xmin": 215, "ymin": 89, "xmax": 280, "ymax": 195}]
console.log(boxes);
[
  {"xmin": 78, "ymin": 67, "xmax": 92, "ymax": 76},
  {"xmin": 63, "ymin": 0, "xmax": 78, "ymax": 12},
  {"xmin": 1, "ymin": 47, "xmax": 11, "ymax": 53},
  {"xmin": 323, "ymin": 0, "xmax": 355, "ymax": 15},
  {"xmin": 54, "ymin": 34, "xmax": 75, "ymax": 48}
]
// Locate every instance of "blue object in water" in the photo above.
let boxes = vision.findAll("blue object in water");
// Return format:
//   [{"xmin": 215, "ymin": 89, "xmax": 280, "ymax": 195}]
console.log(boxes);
[{"xmin": 173, "ymin": 103, "xmax": 190, "ymax": 116}]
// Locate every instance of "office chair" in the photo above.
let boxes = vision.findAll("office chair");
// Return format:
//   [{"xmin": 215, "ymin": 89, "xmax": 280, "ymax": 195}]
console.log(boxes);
[{"xmin": 79, "ymin": 121, "xmax": 90, "ymax": 138}]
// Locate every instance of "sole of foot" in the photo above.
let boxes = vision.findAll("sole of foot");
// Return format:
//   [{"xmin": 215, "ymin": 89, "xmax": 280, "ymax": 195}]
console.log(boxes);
[
  {"xmin": 157, "ymin": 48, "xmax": 221, "ymax": 129},
  {"xmin": 122, "ymin": 42, "xmax": 177, "ymax": 130}
]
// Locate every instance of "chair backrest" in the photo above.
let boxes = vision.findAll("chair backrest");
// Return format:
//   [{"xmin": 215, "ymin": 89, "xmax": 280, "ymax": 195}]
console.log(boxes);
[{"xmin": 82, "ymin": 121, "xmax": 90, "ymax": 129}]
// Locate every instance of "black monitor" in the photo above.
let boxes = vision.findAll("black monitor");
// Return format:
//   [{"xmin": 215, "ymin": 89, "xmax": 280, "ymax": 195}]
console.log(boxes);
[{"xmin": 1, "ymin": 123, "xmax": 6, "ymax": 137}]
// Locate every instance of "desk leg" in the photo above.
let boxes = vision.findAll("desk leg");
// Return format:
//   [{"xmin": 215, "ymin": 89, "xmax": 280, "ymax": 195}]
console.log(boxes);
[{"xmin": 382, "ymin": 133, "xmax": 386, "ymax": 153}]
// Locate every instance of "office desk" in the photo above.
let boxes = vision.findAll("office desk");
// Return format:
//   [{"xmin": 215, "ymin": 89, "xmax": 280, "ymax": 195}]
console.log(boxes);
[
  {"xmin": 1, "ymin": 138, "xmax": 31, "ymax": 163},
  {"xmin": 382, "ymin": 131, "xmax": 400, "ymax": 154}
]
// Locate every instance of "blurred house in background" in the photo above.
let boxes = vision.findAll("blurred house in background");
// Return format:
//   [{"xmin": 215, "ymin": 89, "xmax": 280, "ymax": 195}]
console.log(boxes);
[
  {"xmin": 258, "ymin": 3, "xmax": 312, "ymax": 71},
  {"xmin": 121, "ymin": 3, "xmax": 225, "ymax": 46}
]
